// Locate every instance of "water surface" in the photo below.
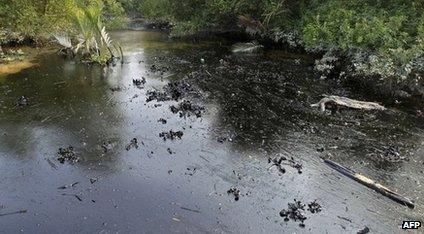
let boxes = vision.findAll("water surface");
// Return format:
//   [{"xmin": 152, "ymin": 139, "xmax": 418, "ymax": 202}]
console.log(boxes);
[{"xmin": 0, "ymin": 29, "xmax": 423, "ymax": 233}]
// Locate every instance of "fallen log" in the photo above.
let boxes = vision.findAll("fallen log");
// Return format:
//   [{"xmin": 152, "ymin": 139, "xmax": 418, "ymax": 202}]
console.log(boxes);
[
  {"xmin": 324, "ymin": 159, "xmax": 414, "ymax": 208},
  {"xmin": 311, "ymin": 95, "xmax": 386, "ymax": 112}
]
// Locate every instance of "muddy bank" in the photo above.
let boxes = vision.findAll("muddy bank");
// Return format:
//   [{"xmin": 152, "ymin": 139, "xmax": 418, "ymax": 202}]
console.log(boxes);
[
  {"xmin": 136, "ymin": 18, "xmax": 424, "ymax": 106},
  {"xmin": 0, "ymin": 31, "xmax": 37, "ymax": 47},
  {"xmin": 0, "ymin": 46, "xmax": 56, "ymax": 77},
  {"xmin": 343, "ymin": 74, "xmax": 424, "ymax": 113}
]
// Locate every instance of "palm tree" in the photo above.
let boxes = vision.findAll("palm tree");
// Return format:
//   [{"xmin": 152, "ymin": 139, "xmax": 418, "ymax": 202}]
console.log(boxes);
[{"xmin": 54, "ymin": 0, "xmax": 120, "ymax": 64}]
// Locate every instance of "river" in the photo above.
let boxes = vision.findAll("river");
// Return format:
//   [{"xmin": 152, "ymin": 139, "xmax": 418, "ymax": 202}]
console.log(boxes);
[{"xmin": 0, "ymin": 29, "xmax": 423, "ymax": 233}]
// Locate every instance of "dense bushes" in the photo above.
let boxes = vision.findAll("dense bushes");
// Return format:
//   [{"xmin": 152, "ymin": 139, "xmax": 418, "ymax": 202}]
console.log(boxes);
[
  {"xmin": 0, "ymin": 0, "xmax": 125, "ymax": 65},
  {"xmin": 0, "ymin": 0, "xmax": 125, "ymax": 41},
  {"xmin": 135, "ymin": 0, "xmax": 304, "ymax": 34},
  {"xmin": 136, "ymin": 0, "xmax": 424, "ymax": 53},
  {"xmin": 1, "ymin": 0, "xmax": 423, "ymax": 92},
  {"xmin": 137, "ymin": 0, "xmax": 424, "ymax": 93},
  {"xmin": 0, "ymin": 0, "xmax": 75, "ymax": 36},
  {"xmin": 301, "ymin": 1, "xmax": 424, "ymax": 81}
]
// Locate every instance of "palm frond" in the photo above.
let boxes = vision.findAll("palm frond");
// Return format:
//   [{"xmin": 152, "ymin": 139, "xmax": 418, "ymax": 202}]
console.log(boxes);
[
  {"xmin": 101, "ymin": 26, "xmax": 112, "ymax": 46},
  {"xmin": 53, "ymin": 34, "xmax": 73, "ymax": 48},
  {"xmin": 55, "ymin": 0, "xmax": 119, "ymax": 64},
  {"xmin": 74, "ymin": 41, "xmax": 84, "ymax": 54}
]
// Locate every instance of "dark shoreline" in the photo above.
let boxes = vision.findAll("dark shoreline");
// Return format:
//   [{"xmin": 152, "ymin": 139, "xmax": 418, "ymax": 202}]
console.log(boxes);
[{"xmin": 2, "ymin": 20, "xmax": 423, "ymax": 112}]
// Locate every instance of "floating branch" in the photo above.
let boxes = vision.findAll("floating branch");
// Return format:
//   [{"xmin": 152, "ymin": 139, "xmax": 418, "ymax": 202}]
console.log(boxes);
[
  {"xmin": 324, "ymin": 159, "xmax": 414, "ymax": 208},
  {"xmin": 311, "ymin": 95, "xmax": 386, "ymax": 112}
]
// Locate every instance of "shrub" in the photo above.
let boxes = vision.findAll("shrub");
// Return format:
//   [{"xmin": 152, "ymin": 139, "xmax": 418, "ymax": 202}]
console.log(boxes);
[{"xmin": 0, "ymin": 0, "xmax": 125, "ymax": 39}]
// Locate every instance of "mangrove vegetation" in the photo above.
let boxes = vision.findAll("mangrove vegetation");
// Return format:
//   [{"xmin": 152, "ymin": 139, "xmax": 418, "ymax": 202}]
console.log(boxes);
[
  {"xmin": 0, "ymin": 1, "xmax": 423, "ymax": 233},
  {"xmin": 1, "ymin": 0, "xmax": 424, "ymax": 97}
]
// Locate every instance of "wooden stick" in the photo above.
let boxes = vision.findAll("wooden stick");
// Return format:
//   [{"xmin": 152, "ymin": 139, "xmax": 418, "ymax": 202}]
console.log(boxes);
[
  {"xmin": 324, "ymin": 159, "xmax": 414, "ymax": 209},
  {"xmin": 0, "ymin": 209, "xmax": 27, "ymax": 217}
]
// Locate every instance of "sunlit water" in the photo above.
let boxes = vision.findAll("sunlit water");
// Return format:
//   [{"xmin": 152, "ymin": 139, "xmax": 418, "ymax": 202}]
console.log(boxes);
[{"xmin": 0, "ymin": 29, "xmax": 423, "ymax": 233}]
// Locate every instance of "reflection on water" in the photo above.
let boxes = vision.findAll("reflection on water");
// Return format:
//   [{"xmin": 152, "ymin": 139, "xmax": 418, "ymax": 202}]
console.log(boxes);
[
  {"xmin": 0, "ymin": 47, "xmax": 55, "ymax": 78},
  {"xmin": 0, "ymin": 30, "xmax": 423, "ymax": 233},
  {"xmin": 0, "ymin": 60, "xmax": 38, "ymax": 78}
]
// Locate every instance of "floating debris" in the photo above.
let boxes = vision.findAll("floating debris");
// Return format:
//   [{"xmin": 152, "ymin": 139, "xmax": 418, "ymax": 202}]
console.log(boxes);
[
  {"xmin": 357, "ymin": 226, "xmax": 370, "ymax": 234},
  {"xmin": 125, "ymin": 138, "xmax": 139, "ymax": 151},
  {"xmin": 163, "ymin": 81, "xmax": 196, "ymax": 101},
  {"xmin": 0, "ymin": 209, "xmax": 27, "ymax": 217},
  {"xmin": 110, "ymin": 86, "xmax": 122, "ymax": 92},
  {"xmin": 146, "ymin": 90, "xmax": 170, "ymax": 102},
  {"xmin": 217, "ymin": 137, "xmax": 227, "ymax": 143},
  {"xmin": 231, "ymin": 42, "xmax": 264, "ymax": 53},
  {"xmin": 324, "ymin": 159, "xmax": 414, "ymax": 208},
  {"xmin": 180, "ymin": 206, "xmax": 201, "ymax": 213},
  {"xmin": 149, "ymin": 64, "xmax": 170, "ymax": 74},
  {"xmin": 279, "ymin": 200, "xmax": 307, "ymax": 227},
  {"xmin": 61, "ymin": 193, "xmax": 82, "ymax": 201},
  {"xmin": 185, "ymin": 167, "xmax": 197, "ymax": 176},
  {"xmin": 158, "ymin": 118, "xmax": 167, "ymax": 124},
  {"xmin": 269, "ymin": 156, "xmax": 303, "ymax": 174},
  {"xmin": 146, "ymin": 81, "xmax": 197, "ymax": 102},
  {"xmin": 57, "ymin": 146, "xmax": 79, "ymax": 164},
  {"xmin": 311, "ymin": 95, "xmax": 386, "ymax": 112},
  {"xmin": 133, "ymin": 77, "xmax": 146, "ymax": 88},
  {"xmin": 101, "ymin": 140, "xmax": 117, "ymax": 153},
  {"xmin": 159, "ymin": 130, "xmax": 183, "ymax": 141},
  {"xmin": 17, "ymin": 96, "xmax": 29, "ymax": 106},
  {"xmin": 378, "ymin": 146, "xmax": 408, "ymax": 162},
  {"xmin": 130, "ymin": 94, "xmax": 139, "ymax": 102},
  {"xmin": 227, "ymin": 187, "xmax": 241, "ymax": 201},
  {"xmin": 89, "ymin": 177, "xmax": 98, "ymax": 184},
  {"xmin": 57, "ymin": 182, "xmax": 79, "ymax": 190},
  {"xmin": 217, "ymin": 132, "xmax": 236, "ymax": 143},
  {"xmin": 307, "ymin": 200, "xmax": 322, "ymax": 213},
  {"xmin": 170, "ymin": 100, "xmax": 204, "ymax": 118},
  {"xmin": 269, "ymin": 157, "xmax": 286, "ymax": 174}
]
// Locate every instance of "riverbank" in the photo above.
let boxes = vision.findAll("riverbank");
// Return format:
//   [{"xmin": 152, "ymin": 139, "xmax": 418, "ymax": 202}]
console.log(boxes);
[
  {"xmin": 131, "ymin": 0, "xmax": 424, "ymax": 108},
  {"xmin": 2, "ymin": 17, "xmax": 422, "ymax": 112},
  {"xmin": 128, "ymin": 18, "xmax": 423, "ymax": 111}
]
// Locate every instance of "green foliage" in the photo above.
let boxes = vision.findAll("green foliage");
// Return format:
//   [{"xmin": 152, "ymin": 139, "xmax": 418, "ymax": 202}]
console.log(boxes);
[
  {"xmin": 0, "ymin": 0, "xmax": 125, "ymax": 39},
  {"xmin": 116, "ymin": 0, "xmax": 143, "ymax": 15},
  {"xmin": 102, "ymin": 0, "xmax": 126, "ymax": 29},
  {"xmin": 55, "ymin": 0, "xmax": 120, "ymax": 64},
  {"xmin": 135, "ymin": 0, "xmax": 236, "ymax": 36},
  {"xmin": 2, "ymin": 0, "xmax": 424, "ymax": 79},
  {"xmin": 301, "ymin": 1, "xmax": 422, "ymax": 52},
  {"xmin": 0, "ymin": 0, "xmax": 75, "ymax": 36},
  {"xmin": 136, "ymin": 0, "xmax": 306, "ymax": 35},
  {"xmin": 136, "ymin": 0, "xmax": 424, "ymax": 80},
  {"xmin": 301, "ymin": 0, "xmax": 424, "ymax": 79}
]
